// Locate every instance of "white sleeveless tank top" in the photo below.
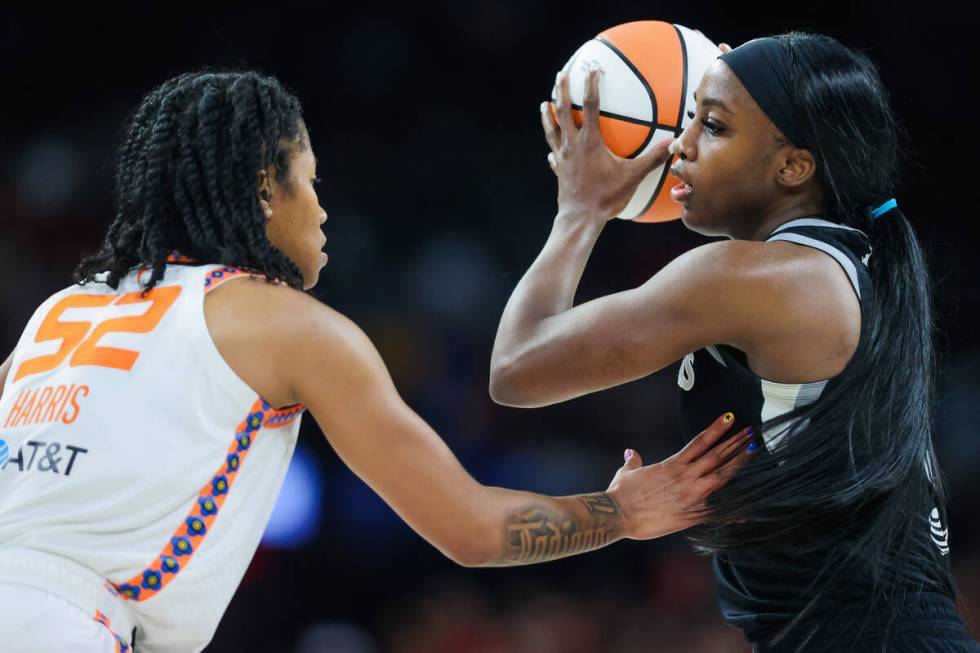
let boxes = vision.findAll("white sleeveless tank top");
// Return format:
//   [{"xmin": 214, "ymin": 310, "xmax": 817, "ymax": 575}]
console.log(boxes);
[{"xmin": 0, "ymin": 262, "xmax": 304, "ymax": 652}]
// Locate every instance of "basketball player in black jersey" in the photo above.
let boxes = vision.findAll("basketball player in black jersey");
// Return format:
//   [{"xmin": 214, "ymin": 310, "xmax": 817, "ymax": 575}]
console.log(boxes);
[{"xmin": 490, "ymin": 32, "xmax": 979, "ymax": 652}]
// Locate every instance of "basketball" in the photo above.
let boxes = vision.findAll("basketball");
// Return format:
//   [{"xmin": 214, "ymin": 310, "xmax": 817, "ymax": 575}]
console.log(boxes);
[{"xmin": 550, "ymin": 22, "xmax": 720, "ymax": 222}]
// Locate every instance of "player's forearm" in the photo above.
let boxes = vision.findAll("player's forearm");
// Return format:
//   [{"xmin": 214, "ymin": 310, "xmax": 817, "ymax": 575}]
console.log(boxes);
[
  {"xmin": 465, "ymin": 487, "xmax": 627, "ymax": 567},
  {"xmin": 490, "ymin": 212, "xmax": 602, "ymax": 402}
]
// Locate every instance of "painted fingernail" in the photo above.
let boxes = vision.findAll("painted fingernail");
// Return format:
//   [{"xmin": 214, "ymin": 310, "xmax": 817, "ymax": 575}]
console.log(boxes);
[
  {"xmin": 747, "ymin": 427, "xmax": 755, "ymax": 436},
  {"xmin": 624, "ymin": 448, "xmax": 634, "ymax": 461},
  {"xmin": 747, "ymin": 441, "xmax": 758, "ymax": 452},
  {"xmin": 722, "ymin": 412, "xmax": 734, "ymax": 423}
]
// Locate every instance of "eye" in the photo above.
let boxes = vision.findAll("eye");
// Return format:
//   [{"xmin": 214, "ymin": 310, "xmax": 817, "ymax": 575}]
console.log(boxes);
[{"xmin": 701, "ymin": 118, "xmax": 724, "ymax": 135}]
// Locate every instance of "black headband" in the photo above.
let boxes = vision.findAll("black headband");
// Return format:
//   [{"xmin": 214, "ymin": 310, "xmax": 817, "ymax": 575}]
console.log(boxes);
[{"xmin": 718, "ymin": 37, "xmax": 811, "ymax": 149}]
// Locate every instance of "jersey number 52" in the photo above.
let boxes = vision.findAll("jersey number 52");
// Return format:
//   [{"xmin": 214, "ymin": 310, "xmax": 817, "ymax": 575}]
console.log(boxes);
[{"xmin": 13, "ymin": 286, "xmax": 181, "ymax": 382}]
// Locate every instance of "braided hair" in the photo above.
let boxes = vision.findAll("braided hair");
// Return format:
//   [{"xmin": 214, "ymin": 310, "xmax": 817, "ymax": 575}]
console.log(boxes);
[{"xmin": 75, "ymin": 70, "xmax": 306, "ymax": 291}]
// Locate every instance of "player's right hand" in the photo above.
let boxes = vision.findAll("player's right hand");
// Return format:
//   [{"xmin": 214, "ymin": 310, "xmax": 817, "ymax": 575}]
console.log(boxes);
[
  {"xmin": 605, "ymin": 412, "xmax": 755, "ymax": 540},
  {"xmin": 543, "ymin": 66, "xmax": 674, "ymax": 223}
]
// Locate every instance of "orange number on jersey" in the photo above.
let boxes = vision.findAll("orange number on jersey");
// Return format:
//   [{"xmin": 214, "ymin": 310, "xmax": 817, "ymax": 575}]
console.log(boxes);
[
  {"xmin": 13, "ymin": 294, "xmax": 117, "ymax": 382},
  {"xmin": 13, "ymin": 286, "xmax": 182, "ymax": 382},
  {"xmin": 70, "ymin": 286, "xmax": 181, "ymax": 371}
]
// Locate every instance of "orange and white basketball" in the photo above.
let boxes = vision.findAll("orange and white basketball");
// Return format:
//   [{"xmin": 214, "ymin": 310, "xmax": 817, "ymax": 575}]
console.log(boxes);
[{"xmin": 550, "ymin": 22, "xmax": 720, "ymax": 222}]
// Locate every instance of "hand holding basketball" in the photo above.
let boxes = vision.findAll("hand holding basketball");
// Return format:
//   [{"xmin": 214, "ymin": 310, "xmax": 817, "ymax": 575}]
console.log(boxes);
[{"xmin": 543, "ymin": 67, "xmax": 673, "ymax": 223}]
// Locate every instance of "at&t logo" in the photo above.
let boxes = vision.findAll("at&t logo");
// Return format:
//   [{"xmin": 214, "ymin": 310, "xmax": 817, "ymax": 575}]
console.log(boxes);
[{"xmin": 0, "ymin": 439, "xmax": 8, "ymax": 466}]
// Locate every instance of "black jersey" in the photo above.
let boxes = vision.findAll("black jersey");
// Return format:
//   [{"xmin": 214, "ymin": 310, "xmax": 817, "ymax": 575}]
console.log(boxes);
[{"xmin": 675, "ymin": 218, "xmax": 955, "ymax": 644}]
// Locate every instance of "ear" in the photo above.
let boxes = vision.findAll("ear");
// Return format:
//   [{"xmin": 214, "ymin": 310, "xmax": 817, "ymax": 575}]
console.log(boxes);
[
  {"xmin": 775, "ymin": 148, "xmax": 817, "ymax": 189},
  {"xmin": 257, "ymin": 168, "xmax": 273, "ymax": 220}
]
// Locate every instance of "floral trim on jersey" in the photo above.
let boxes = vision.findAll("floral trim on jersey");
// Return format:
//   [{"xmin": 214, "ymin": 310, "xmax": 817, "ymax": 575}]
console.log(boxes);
[
  {"xmin": 202, "ymin": 266, "xmax": 254, "ymax": 293},
  {"xmin": 93, "ymin": 610, "xmax": 131, "ymax": 653},
  {"xmin": 113, "ymin": 397, "xmax": 304, "ymax": 602}
]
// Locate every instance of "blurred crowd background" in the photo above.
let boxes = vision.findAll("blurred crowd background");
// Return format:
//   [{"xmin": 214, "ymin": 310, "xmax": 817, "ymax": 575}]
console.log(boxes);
[{"xmin": 1, "ymin": 3, "xmax": 977, "ymax": 652}]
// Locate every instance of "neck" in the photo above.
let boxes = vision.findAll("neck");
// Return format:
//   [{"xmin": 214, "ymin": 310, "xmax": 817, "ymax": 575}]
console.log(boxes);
[{"xmin": 730, "ymin": 195, "xmax": 824, "ymax": 241}]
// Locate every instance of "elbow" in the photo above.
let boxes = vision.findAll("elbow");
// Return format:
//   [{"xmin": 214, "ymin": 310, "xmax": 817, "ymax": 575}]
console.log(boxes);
[
  {"xmin": 487, "ymin": 364, "xmax": 517, "ymax": 406},
  {"xmin": 488, "ymin": 355, "xmax": 538, "ymax": 408},
  {"xmin": 444, "ymin": 538, "xmax": 493, "ymax": 568},
  {"xmin": 450, "ymin": 551, "xmax": 488, "ymax": 569},
  {"xmin": 441, "ymin": 498, "xmax": 498, "ymax": 568}
]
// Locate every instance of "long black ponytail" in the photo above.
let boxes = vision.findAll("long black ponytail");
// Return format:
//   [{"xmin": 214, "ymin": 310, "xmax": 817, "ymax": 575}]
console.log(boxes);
[{"xmin": 689, "ymin": 32, "xmax": 949, "ymax": 647}]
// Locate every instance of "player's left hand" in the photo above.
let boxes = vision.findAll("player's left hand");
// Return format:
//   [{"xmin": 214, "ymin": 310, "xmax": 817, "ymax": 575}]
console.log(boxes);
[
  {"xmin": 605, "ymin": 412, "xmax": 756, "ymax": 540},
  {"xmin": 542, "ymin": 65, "xmax": 673, "ymax": 222}
]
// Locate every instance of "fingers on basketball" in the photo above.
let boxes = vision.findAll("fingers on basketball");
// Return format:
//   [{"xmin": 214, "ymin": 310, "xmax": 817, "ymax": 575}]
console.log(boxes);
[
  {"xmin": 634, "ymin": 137, "xmax": 674, "ymax": 174},
  {"xmin": 581, "ymin": 68, "xmax": 602, "ymax": 144},
  {"xmin": 540, "ymin": 102, "xmax": 561, "ymax": 153},
  {"xmin": 554, "ymin": 72, "xmax": 576, "ymax": 137}
]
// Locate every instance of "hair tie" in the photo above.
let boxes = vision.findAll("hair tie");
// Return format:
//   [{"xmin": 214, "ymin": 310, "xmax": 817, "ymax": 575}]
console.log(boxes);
[{"xmin": 870, "ymin": 198, "xmax": 897, "ymax": 220}]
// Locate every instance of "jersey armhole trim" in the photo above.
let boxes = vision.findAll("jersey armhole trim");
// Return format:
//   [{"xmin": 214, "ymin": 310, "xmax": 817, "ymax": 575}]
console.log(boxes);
[
  {"xmin": 193, "ymin": 267, "xmax": 303, "ymax": 412},
  {"xmin": 767, "ymin": 232, "xmax": 862, "ymax": 300}
]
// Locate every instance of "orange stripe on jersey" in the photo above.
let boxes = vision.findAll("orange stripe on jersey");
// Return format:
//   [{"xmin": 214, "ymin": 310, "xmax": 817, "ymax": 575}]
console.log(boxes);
[
  {"xmin": 112, "ymin": 397, "xmax": 304, "ymax": 602},
  {"xmin": 165, "ymin": 251, "xmax": 196, "ymax": 264},
  {"xmin": 93, "ymin": 610, "xmax": 130, "ymax": 653},
  {"xmin": 134, "ymin": 251, "xmax": 196, "ymax": 283}
]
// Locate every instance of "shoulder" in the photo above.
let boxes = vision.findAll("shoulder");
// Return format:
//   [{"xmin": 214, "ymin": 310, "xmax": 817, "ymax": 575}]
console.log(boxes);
[
  {"xmin": 644, "ymin": 240, "xmax": 816, "ymax": 312},
  {"xmin": 659, "ymin": 239, "xmax": 850, "ymax": 301},
  {"xmin": 203, "ymin": 275, "xmax": 379, "ymax": 407},
  {"xmin": 665, "ymin": 238, "xmax": 834, "ymax": 280},
  {"xmin": 204, "ymin": 274, "xmax": 373, "ymax": 357},
  {"xmin": 646, "ymin": 239, "xmax": 858, "ymax": 352}
]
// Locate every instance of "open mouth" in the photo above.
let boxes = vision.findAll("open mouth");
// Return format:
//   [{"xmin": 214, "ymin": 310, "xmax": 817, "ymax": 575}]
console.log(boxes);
[{"xmin": 669, "ymin": 166, "xmax": 693, "ymax": 203}]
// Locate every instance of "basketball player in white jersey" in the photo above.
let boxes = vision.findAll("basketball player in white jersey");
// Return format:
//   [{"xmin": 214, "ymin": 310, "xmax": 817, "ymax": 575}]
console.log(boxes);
[{"xmin": 0, "ymin": 71, "xmax": 751, "ymax": 652}]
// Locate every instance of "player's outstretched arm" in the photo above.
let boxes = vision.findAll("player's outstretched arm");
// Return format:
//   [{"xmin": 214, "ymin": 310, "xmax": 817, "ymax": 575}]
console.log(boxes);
[{"xmin": 243, "ymin": 284, "xmax": 751, "ymax": 567}]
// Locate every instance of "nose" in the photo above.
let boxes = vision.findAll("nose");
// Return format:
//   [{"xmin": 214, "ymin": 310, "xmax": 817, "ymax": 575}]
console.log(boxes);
[{"xmin": 671, "ymin": 128, "xmax": 695, "ymax": 162}]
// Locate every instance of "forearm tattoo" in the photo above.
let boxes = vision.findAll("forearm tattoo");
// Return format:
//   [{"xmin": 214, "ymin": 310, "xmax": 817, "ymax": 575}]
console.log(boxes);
[
  {"xmin": 578, "ymin": 492, "xmax": 620, "ymax": 515},
  {"xmin": 496, "ymin": 493, "xmax": 623, "ymax": 566}
]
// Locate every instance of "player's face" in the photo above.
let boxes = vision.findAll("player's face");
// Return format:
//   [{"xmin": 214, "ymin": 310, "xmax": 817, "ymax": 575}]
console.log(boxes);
[
  {"xmin": 262, "ymin": 133, "xmax": 328, "ymax": 290},
  {"xmin": 669, "ymin": 60, "xmax": 790, "ymax": 239}
]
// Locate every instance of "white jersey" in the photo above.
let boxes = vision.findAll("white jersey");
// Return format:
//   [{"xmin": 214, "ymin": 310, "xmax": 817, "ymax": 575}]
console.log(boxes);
[{"xmin": 0, "ymin": 262, "xmax": 304, "ymax": 652}]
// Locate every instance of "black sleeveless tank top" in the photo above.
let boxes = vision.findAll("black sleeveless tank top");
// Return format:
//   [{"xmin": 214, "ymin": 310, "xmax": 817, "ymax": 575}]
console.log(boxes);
[{"xmin": 675, "ymin": 218, "xmax": 955, "ymax": 643}]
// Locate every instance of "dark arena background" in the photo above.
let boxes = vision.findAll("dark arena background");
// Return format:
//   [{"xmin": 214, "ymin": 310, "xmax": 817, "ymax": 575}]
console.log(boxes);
[{"xmin": 1, "ymin": 3, "xmax": 978, "ymax": 652}]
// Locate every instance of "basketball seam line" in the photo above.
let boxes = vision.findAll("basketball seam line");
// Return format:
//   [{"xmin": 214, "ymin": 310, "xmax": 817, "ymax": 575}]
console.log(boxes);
[
  {"xmin": 558, "ymin": 102, "xmax": 673, "ymax": 132},
  {"xmin": 635, "ymin": 24, "xmax": 690, "ymax": 218},
  {"xmin": 594, "ymin": 36, "xmax": 657, "ymax": 160}
]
